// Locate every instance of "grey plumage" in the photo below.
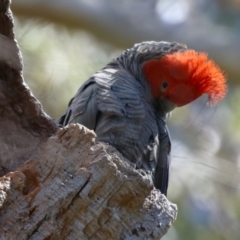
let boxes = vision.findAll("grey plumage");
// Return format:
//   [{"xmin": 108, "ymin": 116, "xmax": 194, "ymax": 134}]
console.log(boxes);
[{"xmin": 59, "ymin": 41, "xmax": 187, "ymax": 195}]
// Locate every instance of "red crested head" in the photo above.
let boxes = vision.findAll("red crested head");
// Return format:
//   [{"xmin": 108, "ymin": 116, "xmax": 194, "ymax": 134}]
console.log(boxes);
[{"xmin": 143, "ymin": 50, "xmax": 227, "ymax": 107}]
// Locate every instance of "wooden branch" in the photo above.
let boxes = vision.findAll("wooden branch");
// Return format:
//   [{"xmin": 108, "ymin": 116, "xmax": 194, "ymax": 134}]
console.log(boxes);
[
  {"xmin": 0, "ymin": 1, "xmax": 177, "ymax": 239},
  {"xmin": 0, "ymin": 124, "xmax": 177, "ymax": 239}
]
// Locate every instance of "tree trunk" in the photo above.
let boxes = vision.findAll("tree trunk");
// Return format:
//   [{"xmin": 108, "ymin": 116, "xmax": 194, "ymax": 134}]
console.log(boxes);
[{"xmin": 0, "ymin": 1, "xmax": 177, "ymax": 239}]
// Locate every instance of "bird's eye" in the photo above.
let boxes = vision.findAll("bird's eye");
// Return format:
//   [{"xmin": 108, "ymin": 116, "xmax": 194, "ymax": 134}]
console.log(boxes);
[{"xmin": 161, "ymin": 81, "xmax": 168, "ymax": 92}]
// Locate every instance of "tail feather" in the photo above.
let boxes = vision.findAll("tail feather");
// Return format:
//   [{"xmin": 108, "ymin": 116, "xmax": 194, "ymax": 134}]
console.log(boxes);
[{"xmin": 154, "ymin": 166, "xmax": 169, "ymax": 196}]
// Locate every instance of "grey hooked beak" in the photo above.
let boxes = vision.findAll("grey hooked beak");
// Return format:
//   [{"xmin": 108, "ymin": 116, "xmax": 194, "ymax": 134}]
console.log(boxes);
[{"xmin": 158, "ymin": 98, "xmax": 176, "ymax": 113}]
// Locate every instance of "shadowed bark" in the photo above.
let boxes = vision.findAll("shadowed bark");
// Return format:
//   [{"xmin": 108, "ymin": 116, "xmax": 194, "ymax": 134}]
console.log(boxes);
[
  {"xmin": 0, "ymin": 1, "xmax": 177, "ymax": 239},
  {"xmin": 0, "ymin": 0, "xmax": 57, "ymax": 176}
]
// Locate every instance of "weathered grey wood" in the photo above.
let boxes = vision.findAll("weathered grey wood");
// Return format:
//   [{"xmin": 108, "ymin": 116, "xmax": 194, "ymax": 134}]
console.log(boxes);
[
  {"xmin": 0, "ymin": 124, "xmax": 177, "ymax": 239},
  {"xmin": 0, "ymin": 0, "xmax": 57, "ymax": 176},
  {"xmin": 0, "ymin": 1, "xmax": 177, "ymax": 239}
]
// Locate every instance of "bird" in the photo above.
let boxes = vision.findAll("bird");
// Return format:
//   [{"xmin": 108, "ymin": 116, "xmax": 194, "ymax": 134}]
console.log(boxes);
[{"xmin": 58, "ymin": 41, "xmax": 227, "ymax": 196}]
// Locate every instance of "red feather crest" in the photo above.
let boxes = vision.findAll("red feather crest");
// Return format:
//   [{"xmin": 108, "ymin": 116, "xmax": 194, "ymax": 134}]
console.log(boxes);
[{"xmin": 159, "ymin": 50, "xmax": 227, "ymax": 106}]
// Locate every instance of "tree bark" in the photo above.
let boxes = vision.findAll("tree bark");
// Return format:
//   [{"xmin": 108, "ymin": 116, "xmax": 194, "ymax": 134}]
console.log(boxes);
[{"xmin": 0, "ymin": 1, "xmax": 177, "ymax": 239}]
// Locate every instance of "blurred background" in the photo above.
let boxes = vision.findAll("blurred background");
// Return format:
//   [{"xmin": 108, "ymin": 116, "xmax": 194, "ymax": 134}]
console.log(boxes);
[{"xmin": 12, "ymin": 0, "xmax": 240, "ymax": 239}]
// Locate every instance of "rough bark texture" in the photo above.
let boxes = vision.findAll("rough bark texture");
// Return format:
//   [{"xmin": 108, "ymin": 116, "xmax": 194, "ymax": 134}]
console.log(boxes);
[
  {"xmin": 0, "ymin": 0, "xmax": 177, "ymax": 239},
  {"xmin": 0, "ymin": 0, "xmax": 57, "ymax": 176},
  {"xmin": 0, "ymin": 124, "xmax": 177, "ymax": 239}
]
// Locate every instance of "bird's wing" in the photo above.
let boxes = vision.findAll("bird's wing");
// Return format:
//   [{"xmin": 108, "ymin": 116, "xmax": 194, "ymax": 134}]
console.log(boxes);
[
  {"xmin": 58, "ymin": 67, "xmax": 146, "ymax": 133},
  {"xmin": 93, "ymin": 68, "xmax": 146, "ymax": 142},
  {"xmin": 58, "ymin": 79, "xmax": 98, "ymax": 130},
  {"xmin": 153, "ymin": 116, "xmax": 171, "ymax": 196}
]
